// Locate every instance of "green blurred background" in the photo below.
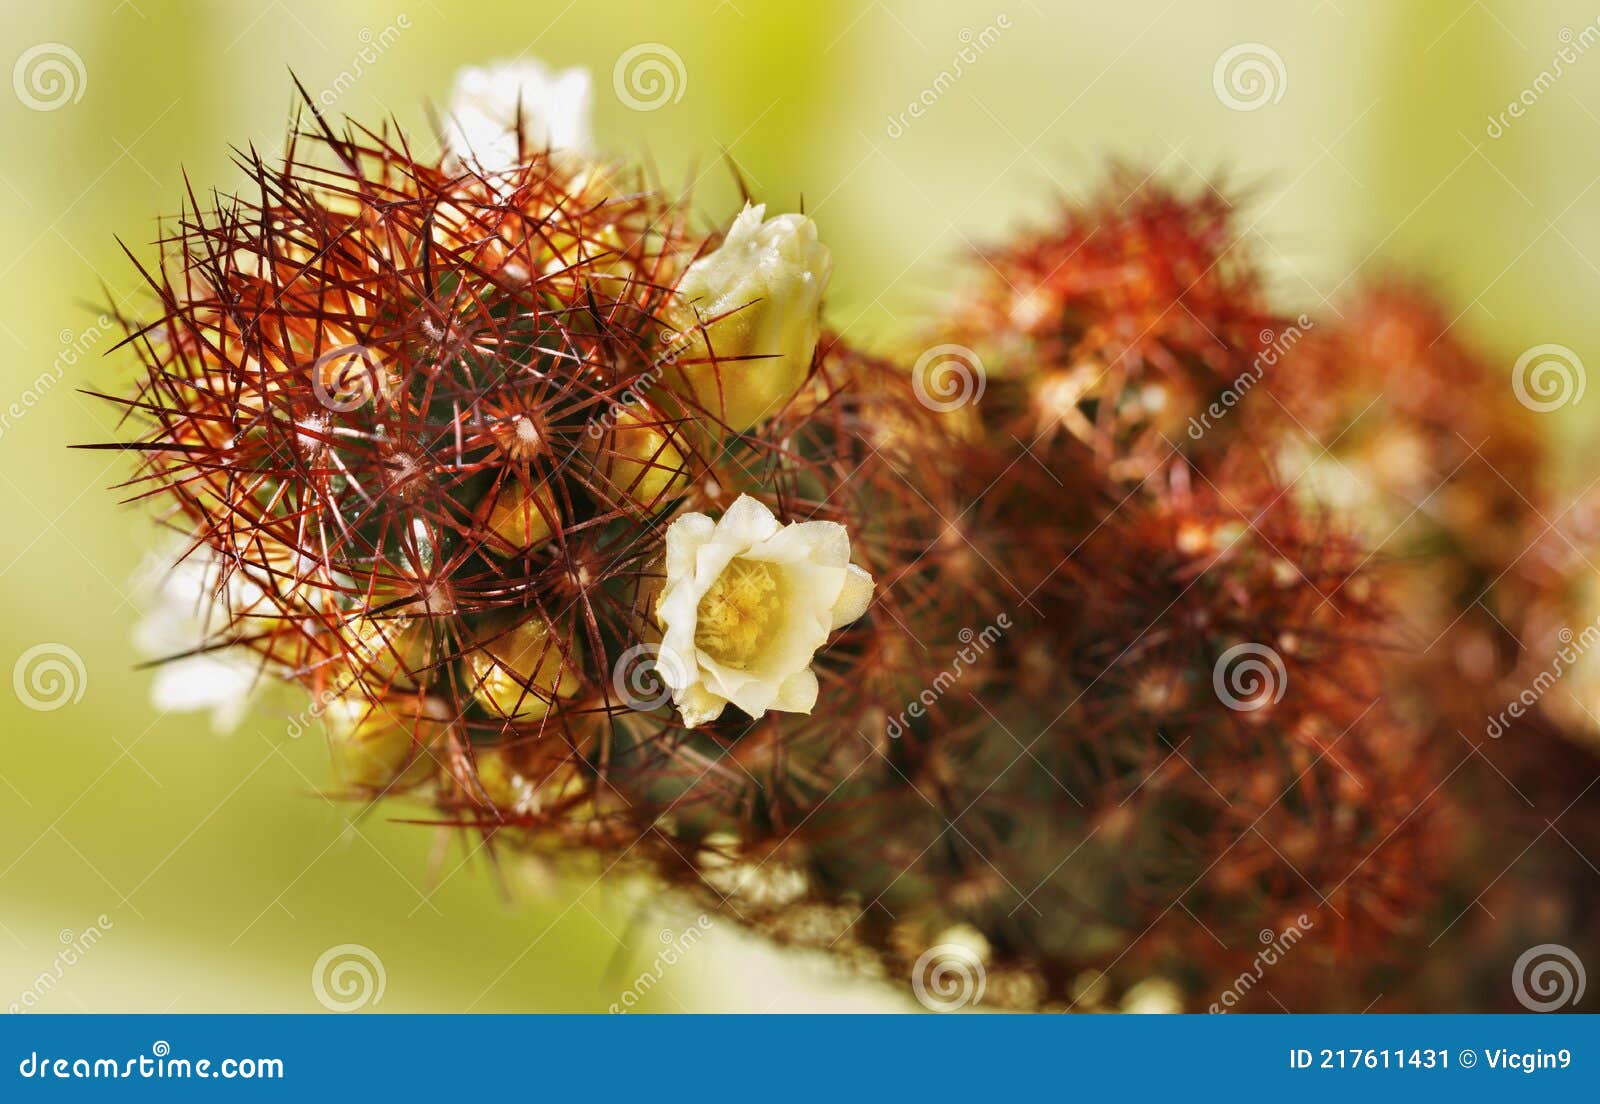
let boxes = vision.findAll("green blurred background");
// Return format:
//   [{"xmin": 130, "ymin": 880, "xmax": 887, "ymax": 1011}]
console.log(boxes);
[{"xmin": 1, "ymin": 0, "xmax": 1594, "ymax": 1012}]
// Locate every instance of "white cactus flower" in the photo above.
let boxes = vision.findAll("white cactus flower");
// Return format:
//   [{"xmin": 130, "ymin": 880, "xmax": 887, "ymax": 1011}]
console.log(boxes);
[
  {"xmin": 655, "ymin": 495, "xmax": 874, "ymax": 728},
  {"xmin": 442, "ymin": 59, "xmax": 593, "ymax": 173},
  {"xmin": 132, "ymin": 544, "xmax": 263, "ymax": 733}
]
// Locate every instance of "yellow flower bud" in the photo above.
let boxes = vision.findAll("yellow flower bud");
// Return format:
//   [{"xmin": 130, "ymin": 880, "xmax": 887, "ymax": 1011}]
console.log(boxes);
[
  {"xmin": 323, "ymin": 693, "xmax": 449, "ymax": 790},
  {"xmin": 340, "ymin": 614, "xmax": 432, "ymax": 690},
  {"xmin": 473, "ymin": 739, "xmax": 589, "ymax": 817},
  {"xmin": 662, "ymin": 203, "xmax": 831, "ymax": 432},
  {"xmin": 478, "ymin": 481, "xmax": 560, "ymax": 557},
  {"xmin": 592, "ymin": 403, "xmax": 690, "ymax": 510},
  {"xmin": 467, "ymin": 617, "xmax": 581, "ymax": 719}
]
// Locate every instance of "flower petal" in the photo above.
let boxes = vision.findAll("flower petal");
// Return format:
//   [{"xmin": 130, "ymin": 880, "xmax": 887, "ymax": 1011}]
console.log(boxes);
[
  {"xmin": 695, "ymin": 649, "xmax": 776, "ymax": 717},
  {"xmin": 150, "ymin": 656, "xmax": 255, "ymax": 715},
  {"xmin": 773, "ymin": 668, "xmax": 819, "ymax": 715},
  {"xmin": 674, "ymin": 682, "xmax": 729, "ymax": 729},
  {"xmin": 443, "ymin": 59, "xmax": 594, "ymax": 172},
  {"xmin": 747, "ymin": 518, "xmax": 849, "ymax": 567},
  {"xmin": 831, "ymin": 563, "xmax": 874, "ymax": 629},
  {"xmin": 664, "ymin": 510, "xmax": 714, "ymax": 580},
  {"xmin": 711, "ymin": 494, "xmax": 781, "ymax": 546}
]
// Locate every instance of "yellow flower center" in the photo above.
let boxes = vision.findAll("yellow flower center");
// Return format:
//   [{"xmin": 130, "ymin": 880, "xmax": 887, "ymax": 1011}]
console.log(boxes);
[{"xmin": 694, "ymin": 557, "xmax": 784, "ymax": 668}]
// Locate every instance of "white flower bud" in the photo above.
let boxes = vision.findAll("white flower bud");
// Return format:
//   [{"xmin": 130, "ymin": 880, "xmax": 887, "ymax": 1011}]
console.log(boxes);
[{"xmin": 664, "ymin": 204, "xmax": 832, "ymax": 431}]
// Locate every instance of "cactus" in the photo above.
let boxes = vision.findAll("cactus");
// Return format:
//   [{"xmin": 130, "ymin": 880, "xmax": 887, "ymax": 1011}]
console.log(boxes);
[{"xmin": 95, "ymin": 70, "xmax": 1598, "ymax": 1013}]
